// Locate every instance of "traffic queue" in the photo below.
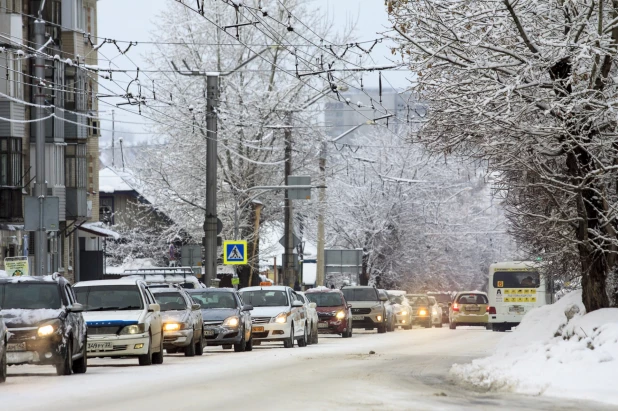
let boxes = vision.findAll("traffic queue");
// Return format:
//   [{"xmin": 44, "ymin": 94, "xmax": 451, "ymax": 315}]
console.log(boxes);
[{"xmin": 0, "ymin": 268, "xmax": 506, "ymax": 382}]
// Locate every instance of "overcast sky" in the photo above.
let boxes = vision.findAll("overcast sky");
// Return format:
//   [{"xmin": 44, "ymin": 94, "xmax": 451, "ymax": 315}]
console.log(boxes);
[{"xmin": 96, "ymin": 0, "xmax": 409, "ymax": 151}]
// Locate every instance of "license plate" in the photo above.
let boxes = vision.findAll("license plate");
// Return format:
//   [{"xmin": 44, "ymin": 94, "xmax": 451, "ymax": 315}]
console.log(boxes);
[
  {"xmin": 204, "ymin": 329, "xmax": 215, "ymax": 336},
  {"xmin": 509, "ymin": 306, "xmax": 525, "ymax": 314},
  {"xmin": 352, "ymin": 316, "xmax": 364, "ymax": 321},
  {"xmin": 318, "ymin": 322, "xmax": 329, "ymax": 328},
  {"xmin": 252, "ymin": 326, "xmax": 264, "ymax": 332},
  {"xmin": 87, "ymin": 342, "xmax": 113, "ymax": 351},
  {"xmin": 466, "ymin": 306, "xmax": 480, "ymax": 311},
  {"xmin": 7, "ymin": 342, "xmax": 26, "ymax": 352}
]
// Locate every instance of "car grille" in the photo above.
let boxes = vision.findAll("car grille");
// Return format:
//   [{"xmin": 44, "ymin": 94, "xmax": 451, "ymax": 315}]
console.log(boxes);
[
  {"xmin": 88, "ymin": 326, "xmax": 122, "ymax": 335},
  {"xmin": 351, "ymin": 308, "xmax": 371, "ymax": 315},
  {"xmin": 252, "ymin": 331, "xmax": 269, "ymax": 338},
  {"xmin": 203, "ymin": 320, "xmax": 223, "ymax": 326},
  {"xmin": 7, "ymin": 328, "xmax": 37, "ymax": 341},
  {"xmin": 89, "ymin": 345, "xmax": 128, "ymax": 353},
  {"xmin": 251, "ymin": 317, "xmax": 271, "ymax": 324}
]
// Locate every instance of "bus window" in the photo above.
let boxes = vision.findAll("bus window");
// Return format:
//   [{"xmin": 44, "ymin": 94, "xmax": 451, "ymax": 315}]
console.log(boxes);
[{"xmin": 493, "ymin": 271, "xmax": 540, "ymax": 288}]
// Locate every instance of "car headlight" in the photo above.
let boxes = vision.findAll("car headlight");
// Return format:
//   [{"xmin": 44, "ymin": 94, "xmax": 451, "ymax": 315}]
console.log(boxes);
[
  {"xmin": 120, "ymin": 324, "xmax": 146, "ymax": 335},
  {"xmin": 376, "ymin": 315, "xmax": 383, "ymax": 322},
  {"xmin": 336, "ymin": 311, "xmax": 346, "ymax": 320},
  {"xmin": 37, "ymin": 324, "xmax": 56, "ymax": 337},
  {"xmin": 399, "ymin": 311, "xmax": 408, "ymax": 316},
  {"xmin": 163, "ymin": 323, "xmax": 185, "ymax": 332},
  {"xmin": 418, "ymin": 309, "xmax": 427, "ymax": 316},
  {"xmin": 223, "ymin": 316, "xmax": 240, "ymax": 327},
  {"xmin": 272, "ymin": 312, "xmax": 289, "ymax": 324}
]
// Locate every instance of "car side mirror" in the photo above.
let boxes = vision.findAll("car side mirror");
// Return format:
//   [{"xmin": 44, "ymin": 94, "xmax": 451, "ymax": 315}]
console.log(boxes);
[
  {"xmin": 148, "ymin": 303, "xmax": 160, "ymax": 312},
  {"xmin": 241, "ymin": 304, "xmax": 253, "ymax": 312},
  {"xmin": 379, "ymin": 296, "xmax": 388, "ymax": 302},
  {"xmin": 292, "ymin": 301, "xmax": 304, "ymax": 308},
  {"xmin": 347, "ymin": 304, "xmax": 352, "ymax": 309},
  {"xmin": 309, "ymin": 302, "xmax": 317, "ymax": 309},
  {"xmin": 192, "ymin": 303, "xmax": 201, "ymax": 311},
  {"xmin": 68, "ymin": 303, "xmax": 84, "ymax": 313}
]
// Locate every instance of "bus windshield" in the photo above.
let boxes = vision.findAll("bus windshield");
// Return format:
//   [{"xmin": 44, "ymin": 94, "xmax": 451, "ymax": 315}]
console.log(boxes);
[{"xmin": 493, "ymin": 271, "xmax": 540, "ymax": 288}]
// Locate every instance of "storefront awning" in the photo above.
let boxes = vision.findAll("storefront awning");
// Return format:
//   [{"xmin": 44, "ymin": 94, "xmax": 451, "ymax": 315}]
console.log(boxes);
[{"xmin": 78, "ymin": 222, "xmax": 121, "ymax": 239}]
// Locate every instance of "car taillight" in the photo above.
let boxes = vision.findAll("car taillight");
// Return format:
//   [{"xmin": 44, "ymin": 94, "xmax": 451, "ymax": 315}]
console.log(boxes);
[
  {"xmin": 488, "ymin": 306, "xmax": 496, "ymax": 314},
  {"xmin": 452, "ymin": 303, "xmax": 459, "ymax": 312}
]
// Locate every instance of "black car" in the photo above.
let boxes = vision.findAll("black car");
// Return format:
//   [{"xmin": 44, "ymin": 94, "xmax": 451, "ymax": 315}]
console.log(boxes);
[
  {"xmin": 0, "ymin": 275, "xmax": 87, "ymax": 376},
  {"xmin": 187, "ymin": 288, "xmax": 253, "ymax": 352}
]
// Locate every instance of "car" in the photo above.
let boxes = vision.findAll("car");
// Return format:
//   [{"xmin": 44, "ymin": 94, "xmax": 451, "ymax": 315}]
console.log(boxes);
[
  {"xmin": 74, "ymin": 278, "xmax": 164, "ymax": 366},
  {"xmin": 341, "ymin": 286, "xmax": 388, "ymax": 333},
  {"xmin": 449, "ymin": 291, "xmax": 490, "ymax": 329},
  {"xmin": 427, "ymin": 292, "xmax": 452, "ymax": 323},
  {"xmin": 150, "ymin": 287, "xmax": 204, "ymax": 356},
  {"xmin": 428, "ymin": 296, "xmax": 443, "ymax": 328},
  {"xmin": 379, "ymin": 290, "xmax": 396, "ymax": 332},
  {"xmin": 0, "ymin": 275, "xmax": 87, "ymax": 376},
  {"xmin": 238, "ymin": 285, "xmax": 308, "ymax": 348},
  {"xmin": 0, "ymin": 317, "xmax": 5, "ymax": 383},
  {"xmin": 297, "ymin": 292, "xmax": 319, "ymax": 344},
  {"xmin": 406, "ymin": 294, "xmax": 432, "ymax": 328},
  {"xmin": 187, "ymin": 288, "xmax": 253, "ymax": 352},
  {"xmin": 387, "ymin": 291, "xmax": 412, "ymax": 330},
  {"xmin": 305, "ymin": 287, "xmax": 353, "ymax": 338}
]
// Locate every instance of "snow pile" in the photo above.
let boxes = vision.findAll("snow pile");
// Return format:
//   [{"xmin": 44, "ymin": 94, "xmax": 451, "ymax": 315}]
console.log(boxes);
[
  {"xmin": 451, "ymin": 290, "xmax": 618, "ymax": 405},
  {"xmin": 0, "ymin": 270, "xmax": 6, "ymax": 277}
]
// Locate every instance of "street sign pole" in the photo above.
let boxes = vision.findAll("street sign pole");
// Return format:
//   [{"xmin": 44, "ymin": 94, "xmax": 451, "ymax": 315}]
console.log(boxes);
[{"xmin": 204, "ymin": 74, "xmax": 219, "ymax": 287}]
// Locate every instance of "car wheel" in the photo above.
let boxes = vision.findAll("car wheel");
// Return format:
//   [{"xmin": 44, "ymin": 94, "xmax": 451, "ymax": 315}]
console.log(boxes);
[
  {"xmin": 387, "ymin": 318, "xmax": 395, "ymax": 332},
  {"xmin": 152, "ymin": 334, "xmax": 164, "ymax": 364},
  {"xmin": 245, "ymin": 334, "xmax": 253, "ymax": 352},
  {"xmin": 0, "ymin": 343, "xmax": 7, "ymax": 383},
  {"xmin": 234, "ymin": 329, "xmax": 247, "ymax": 352},
  {"xmin": 195, "ymin": 330, "xmax": 204, "ymax": 356},
  {"xmin": 184, "ymin": 331, "xmax": 196, "ymax": 357},
  {"xmin": 284, "ymin": 323, "xmax": 295, "ymax": 348},
  {"xmin": 138, "ymin": 335, "xmax": 153, "ymax": 366},
  {"xmin": 436, "ymin": 322, "xmax": 443, "ymax": 328},
  {"xmin": 311, "ymin": 324, "xmax": 319, "ymax": 344},
  {"xmin": 72, "ymin": 337, "xmax": 87, "ymax": 374},
  {"xmin": 56, "ymin": 339, "xmax": 73, "ymax": 376},
  {"xmin": 377, "ymin": 324, "xmax": 387, "ymax": 334},
  {"xmin": 449, "ymin": 322, "xmax": 457, "ymax": 330},
  {"xmin": 485, "ymin": 323, "xmax": 492, "ymax": 330},
  {"xmin": 298, "ymin": 324, "xmax": 308, "ymax": 347}
]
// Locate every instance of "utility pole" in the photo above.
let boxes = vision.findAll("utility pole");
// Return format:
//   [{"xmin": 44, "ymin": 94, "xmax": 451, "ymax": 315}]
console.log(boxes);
[
  {"xmin": 283, "ymin": 111, "xmax": 295, "ymax": 287},
  {"xmin": 316, "ymin": 140, "xmax": 326, "ymax": 286},
  {"xmin": 111, "ymin": 109, "xmax": 115, "ymax": 167},
  {"xmin": 33, "ymin": 16, "xmax": 47, "ymax": 277},
  {"xmin": 204, "ymin": 74, "xmax": 219, "ymax": 286}
]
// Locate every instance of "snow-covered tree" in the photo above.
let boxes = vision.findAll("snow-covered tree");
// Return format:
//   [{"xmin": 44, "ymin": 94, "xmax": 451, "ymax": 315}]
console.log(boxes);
[{"xmin": 389, "ymin": 0, "xmax": 618, "ymax": 310}]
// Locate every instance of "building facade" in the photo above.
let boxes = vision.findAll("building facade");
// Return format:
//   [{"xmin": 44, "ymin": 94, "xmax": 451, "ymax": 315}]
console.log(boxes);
[{"xmin": 0, "ymin": 0, "xmax": 105, "ymax": 282}]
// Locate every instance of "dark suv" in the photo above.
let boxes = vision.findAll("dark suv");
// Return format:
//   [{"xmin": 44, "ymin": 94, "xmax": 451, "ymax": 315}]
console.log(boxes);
[{"xmin": 0, "ymin": 275, "xmax": 87, "ymax": 376}]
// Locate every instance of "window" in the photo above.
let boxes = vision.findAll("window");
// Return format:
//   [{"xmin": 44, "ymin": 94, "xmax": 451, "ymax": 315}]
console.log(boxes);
[
  {"xmin": 0, "ymin": 283, "xmax": 62, "ymax": 309},
  {"xmin": 342, "ymin": 288, "xmax": 379, "ymax": 302},
  {"xmin": 493, "ymin": 271, "xmax": 540, "ymax": 288},
  {"xmin": 153, "ymin": 292, "xmax": 188, "ymax": 311},
  {"xmin": 456, "ymin": 294, "xmax": 488, "ymax": 305},
  {"xmin": 0, "ymin": 138, "xmax": 22, "ymax": 187},
  {"xmin": 65, "ymin": 143, "xmax": 86, "ymax": 188},
  {"xmin": 74, "ymin": 285, "xmax": 144, "ymax": 311},
  {"xmin": 189, "ymin": 292, "xmax": 238, "ymax": 309}
]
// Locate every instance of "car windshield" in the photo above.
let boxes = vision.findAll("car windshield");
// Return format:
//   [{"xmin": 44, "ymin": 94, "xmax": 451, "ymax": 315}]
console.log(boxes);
[
  {"xmin": 407, "ymin": 296, "xmax": 429, "ymax": 306},
  {"xmin": 457, "ymin": 294, "xmax": 488, "ymax": 304},
  {"xmin": 388, "ymin": 294, "xmax": 405, "ymax": 304},
  {"xmin": 239, "ymin": 290, "xmax": 288, "ymax": 307},
  {"xmin": 153, "ymin": 292, "xmax": 187, "ymax": 311},
  {"xmin": 74, "ymin": 285, "xmax": 144, "ymax": 311},
  {"xmin": 342, "ymin": 288, "xmax": 378, "ymax": 302},
  {"xmin": 493, "ymin": 271, "xmax": 540, "ymax": 288},
  {"xmin": 428, "ymin": 294, "xmax": 452, "ymax": 303},
  {"xmin": 306, "ymin": 292, "xmax": 344, "ymax": 307},
  {"xmin": 0, "ymin": 283, "xmax": 62, "ymax": 310},
  {"xmin": 190, "ymin": 292, "xmax": 237, "ymax": 309}
]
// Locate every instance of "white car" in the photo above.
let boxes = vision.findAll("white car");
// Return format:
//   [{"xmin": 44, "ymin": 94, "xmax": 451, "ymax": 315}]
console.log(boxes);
[
  {"xmin": 74, "ymin": 279, "xmax": 164, "ymax": 366},
  {"xmin": 297, "ymin": 292, "xmax": 319, "ymax": 345},
  {"xmin": 238, "ymin": 286, "xmax": 308, "ymax": 348}
]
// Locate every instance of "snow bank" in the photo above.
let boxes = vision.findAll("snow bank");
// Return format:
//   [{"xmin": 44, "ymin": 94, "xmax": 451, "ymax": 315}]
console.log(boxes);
[{"xmin": 451, "ymin": 290, "xmax": 618, "ymax": 405}]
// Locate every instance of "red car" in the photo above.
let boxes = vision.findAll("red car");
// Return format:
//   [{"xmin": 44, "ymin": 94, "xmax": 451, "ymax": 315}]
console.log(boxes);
[{"xmin": 305, "ymin": 288, "xmax": 353, "ymax": 338}]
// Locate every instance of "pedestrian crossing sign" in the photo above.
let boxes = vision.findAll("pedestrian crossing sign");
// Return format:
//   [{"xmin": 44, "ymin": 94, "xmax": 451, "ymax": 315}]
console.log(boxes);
[{"xmin": 223, "ymin": 240, "xmax": 247, "ymax": 265}]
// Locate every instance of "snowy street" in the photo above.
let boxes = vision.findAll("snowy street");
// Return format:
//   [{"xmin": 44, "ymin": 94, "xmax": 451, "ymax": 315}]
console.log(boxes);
[{"xmin": 2, "ymin": 328, "xmax": 613, "ymax": 411}]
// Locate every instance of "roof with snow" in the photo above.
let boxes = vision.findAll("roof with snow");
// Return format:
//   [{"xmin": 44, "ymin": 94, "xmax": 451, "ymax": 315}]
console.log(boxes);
[{"xmin": 99, "ymin": 166, "xmax": 139, "ymax": 194}]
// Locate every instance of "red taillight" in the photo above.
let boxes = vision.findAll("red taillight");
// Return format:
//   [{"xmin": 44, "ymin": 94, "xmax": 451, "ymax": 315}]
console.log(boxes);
[
  {"xmin": 488, "ymin": 306, "xmax": 496, "ymax": 314},
  {"xmin": 452, "ymin": 303, "xmax": 460, "ymax": 312}
]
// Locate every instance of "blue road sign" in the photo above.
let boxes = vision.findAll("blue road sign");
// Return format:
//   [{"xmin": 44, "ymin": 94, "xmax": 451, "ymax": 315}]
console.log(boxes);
[{"xmin": 223, "ymin": 240, "xmax": 247, "ymax": 265}]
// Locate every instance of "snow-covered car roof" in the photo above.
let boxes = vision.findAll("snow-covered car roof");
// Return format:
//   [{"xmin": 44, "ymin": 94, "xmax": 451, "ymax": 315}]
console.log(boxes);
[
  {"xmin": 239, "ymin": 285, "xmax": 289, "ymax": 292},
  {"xmin": 185, "ymin": 288, "xmax": 236, "ymax": 293},
  {"xmin": 74, "ymin": 278, "xmax": 145, "ymax": 287},
  {"xmin": 305, "ymin": 286, "xmax": 341, "ymax": 294}
]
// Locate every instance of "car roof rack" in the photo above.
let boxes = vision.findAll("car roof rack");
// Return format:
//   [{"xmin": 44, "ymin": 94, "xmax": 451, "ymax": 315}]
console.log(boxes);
[{"xmin": 123, "ymin": 267, "xmax": 195, "ymax": 279}]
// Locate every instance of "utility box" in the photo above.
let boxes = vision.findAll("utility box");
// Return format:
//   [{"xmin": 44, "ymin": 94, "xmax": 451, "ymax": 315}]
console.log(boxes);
[{"xmin": 288, "ymin": 175, "xmax": 311, "ymax": 200}]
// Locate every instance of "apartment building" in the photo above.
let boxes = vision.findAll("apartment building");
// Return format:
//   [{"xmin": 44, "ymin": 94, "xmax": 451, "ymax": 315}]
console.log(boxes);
[{"xmin": 0, "ymin": 0, "xmax": 107, "ymax": 281}]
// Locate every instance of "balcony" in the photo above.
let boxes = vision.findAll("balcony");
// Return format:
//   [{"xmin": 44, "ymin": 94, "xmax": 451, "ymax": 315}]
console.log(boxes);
[
  {"xmin": 0, "ymin": 188, "xmax": 23, "ymax": 220},
  {"xmin": 66, "ymin": 187, "xmax": 87, "ymax": 219}
]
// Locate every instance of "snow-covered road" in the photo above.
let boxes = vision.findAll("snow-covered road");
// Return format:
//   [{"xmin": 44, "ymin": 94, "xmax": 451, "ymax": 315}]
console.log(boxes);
[{"xmin": 1, "ymin": 327, "xmax": 613, "ymax": 410}]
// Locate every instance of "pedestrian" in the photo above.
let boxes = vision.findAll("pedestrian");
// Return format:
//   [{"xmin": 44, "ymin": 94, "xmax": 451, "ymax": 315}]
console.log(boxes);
[{"xmin": 293, "ymin": 279, "xmax": 301, "ymax": 291}]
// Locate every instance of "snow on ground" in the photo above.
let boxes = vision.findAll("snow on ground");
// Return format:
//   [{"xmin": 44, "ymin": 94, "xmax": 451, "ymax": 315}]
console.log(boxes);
[{"xmin": 451, "ymin": 290, "xmax": 618, "ymax": 406}]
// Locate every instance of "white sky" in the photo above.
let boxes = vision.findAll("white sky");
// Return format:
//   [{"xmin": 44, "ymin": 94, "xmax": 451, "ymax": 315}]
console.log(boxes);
[{"xmin": 96, "ymin": 0, "xmax": 409, "ymax": 150}]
